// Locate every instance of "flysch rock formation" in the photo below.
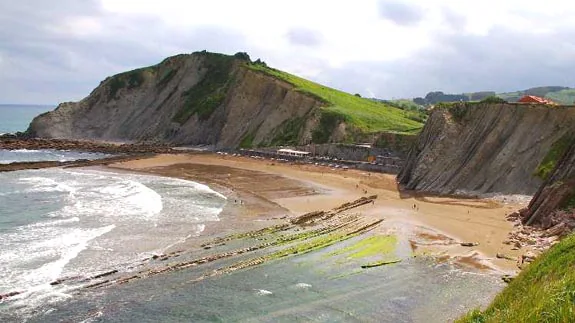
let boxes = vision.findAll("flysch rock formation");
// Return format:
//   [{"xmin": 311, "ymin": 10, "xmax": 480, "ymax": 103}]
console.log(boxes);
[
  {"xmin": 518, "ymin": 134, "xmax": 575, "ymax": 228},
  {"xmin": 398, "ymin": 102, "xmax": 575, "ymax": 196},
  {"xmin": 28, "ymin": 52, "xmax": 325, "ymax": 148}
]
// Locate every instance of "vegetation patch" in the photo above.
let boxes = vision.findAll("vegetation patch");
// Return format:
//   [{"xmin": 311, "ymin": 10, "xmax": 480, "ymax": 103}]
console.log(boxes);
[
  {"xmin": 327, "ymin": 235, "xmax": 398, "ymax": 259},
  {"xmin": 246, "ymin": 63, "xmax": 423, "ymax": 135},
  {"xmin": 126, "ymin": 69, "xmax": 146, "ymax": 89},
  {"xmin": 271, "ymin": 117, "xmax": 306, "ymax": 146},
  {"xmin": 173, "ymin": 53, "xmax": 235, "ymax": 124},
  {"xmin": 157, "ymin": 68, "xmax": 177, "ymax": 89},
  {"xmin": 457, "ymin": 233, "xmax": 575, "ymax": 323},
  {"xmin": 266, "ymin": 232, "xmax": 358, "ymax": 261},
  {"xmin": 534, "ymin": 133, "xmax": 573, "ymax": 180},
  {"xmin": 312, "ymin": 110, "xmax": 346, "ymax": 144},
  {"xmin": 561, "ymin": 193, "xmax": 575, "ymax": 210},
  {"xmin": 374, "ymin": 133, "xmax": 416, "ymax": 155},
  {"xmin": 440, "ymin": 102, "xmax": 469, "ymax": 122},
  {"xmin": 546, "ymin": 89, "xmax": 575, "ymax": 105},
  {"xmin": 106, "ymin": 68, "xmax": 149, "ymax": 100},
  {"xmin": 239, "ymin": 130, "xmax": 257, "ymax": 148},
  {"xmin": 107, "ymin": 77, "xmax": 125, "ymax": 100},
  {"xmin": 480, "ymin": 96, "xmax": 507, "ymax": 104}
]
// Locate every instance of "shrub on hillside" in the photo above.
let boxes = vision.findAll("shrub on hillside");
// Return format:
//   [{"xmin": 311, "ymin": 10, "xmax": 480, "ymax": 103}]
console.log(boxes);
[
  {"xmin": 480, "ymin": 96, "xmax": 507, "ymax": 104},
  {"xmin": 233, "ymin": 52, "xmax": 251, "ymax": 61}
]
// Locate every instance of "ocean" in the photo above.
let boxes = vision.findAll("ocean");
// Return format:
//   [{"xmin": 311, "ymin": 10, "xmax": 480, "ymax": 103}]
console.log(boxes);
[
  {"xmin": 0, "ymin": 105, "xmax": 228, "ymax": 319},
  {"xmin": 0, "ymin": 104, "xmax": 54, "ymax": 135}
]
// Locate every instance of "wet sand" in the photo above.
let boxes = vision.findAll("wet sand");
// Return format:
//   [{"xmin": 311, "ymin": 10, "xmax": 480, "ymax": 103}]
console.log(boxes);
[{"xmin": 110, "ymin": 153, "xmax": 528, "ymax": 272}]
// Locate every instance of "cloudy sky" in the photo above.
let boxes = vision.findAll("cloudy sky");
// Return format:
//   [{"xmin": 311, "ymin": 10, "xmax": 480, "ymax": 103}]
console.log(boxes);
[{"xmin": 1, "ymin": 0, "xmax": 575, "ymax": 104}]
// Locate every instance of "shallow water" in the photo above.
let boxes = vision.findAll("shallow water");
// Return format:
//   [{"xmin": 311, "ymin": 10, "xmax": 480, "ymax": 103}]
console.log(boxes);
[
  {"xmin": 21, "ymin": 239, "xmax": 503, "ymax": 323},
  {"xmin": 0, "ymin": 149, "xmax": 110, "ymax": 164}
]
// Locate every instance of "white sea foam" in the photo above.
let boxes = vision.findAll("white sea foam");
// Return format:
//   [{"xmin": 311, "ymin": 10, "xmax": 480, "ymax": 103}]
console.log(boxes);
[
  {"xmin": 0, "ymin": 224, "xmax": 115, "ymax": 293},
  {"xmin": 28, "ymin": 217, "xmax": 80, "ymax": 228},
  {"xmin": 294, "ymin": 283, "xmax": 312, "ymax": 289},
  {"xmin": 19, "ymin": 176, "xmax": 77, "ymax": 195},
  {"xmin": 254, "ymin": 289, "xmax": 273, "ymax": 296},
  {"xmin": 11, "ymin": 149, "xmax": 42, "ymax": 153},
  {"xmin": 0, "ymin": 167, "xmax": 227, "ymax": 313}
]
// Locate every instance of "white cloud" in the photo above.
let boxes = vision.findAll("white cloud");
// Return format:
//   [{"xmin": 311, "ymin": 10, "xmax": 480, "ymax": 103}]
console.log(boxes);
[{"xmin": 1, "ymin": 0, "xmax": 575, "ymax": 103}]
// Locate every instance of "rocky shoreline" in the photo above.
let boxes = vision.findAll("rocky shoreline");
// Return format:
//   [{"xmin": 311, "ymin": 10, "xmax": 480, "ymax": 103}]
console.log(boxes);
[
  {"xmin": 0, "ymin": 137, "xmax": 190, "ymax": 172},
  {"xmin": 0, "ymin": 136, "xmax": 176, "ymax": 154}
]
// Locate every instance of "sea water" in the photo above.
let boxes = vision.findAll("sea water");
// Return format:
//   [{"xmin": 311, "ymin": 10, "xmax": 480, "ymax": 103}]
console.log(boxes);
[
  {"xmin": 0, "ymin": 105, "xmax": 228, "ymax": 318},
  {"xmin": 0, "ymin": 149, "xmax": 112, "ymax": 164},
  {"xmin": 0, "ymin": 104, "xmax": 54, "ymax": 134},
  {"xmin": 0, "ymin": 168, "xmax": 227, "ymax": 315},
  {"xmin": 0, "ymin": 104, "xmax": 111, "ymax": 163}
]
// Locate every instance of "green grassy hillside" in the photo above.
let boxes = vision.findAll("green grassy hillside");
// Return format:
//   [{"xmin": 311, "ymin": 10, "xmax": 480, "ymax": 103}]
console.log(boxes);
[
  {"xmin": 409, "ymin": 87, "xmax": 575, "ymax": 106},
  {"xmin": 458, "ymin": 234, "xmax": 575, "ymax": 323},
  {"xmin": 246, "ymin": 63, "xmax": 424, "ymax": 135},
  {"xmin": 546, "ymin": 89, "xmax": 575, "ymax": 105}
]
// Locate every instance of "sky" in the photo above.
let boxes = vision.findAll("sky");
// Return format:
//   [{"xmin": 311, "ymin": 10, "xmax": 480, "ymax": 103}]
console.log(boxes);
[{"xmin": 1, "ymin": 0, "xmax": 575, "ymax": 104}]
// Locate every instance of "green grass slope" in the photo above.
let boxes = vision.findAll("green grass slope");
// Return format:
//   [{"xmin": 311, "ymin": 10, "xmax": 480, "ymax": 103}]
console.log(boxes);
[
  {"xmin": 546, "ymin": 89, "xmax": 575, "ymax": 105},
  {"xmin": 458, "ymin": 234, "xmax": 575, "ymax": 323},
  {"xmin": 246, "ymin": 64, "xmax": 424, "ymax": 135},
  {"xmin": 497, "ymin": 86, "xmax": 575, "ymax": 105}
]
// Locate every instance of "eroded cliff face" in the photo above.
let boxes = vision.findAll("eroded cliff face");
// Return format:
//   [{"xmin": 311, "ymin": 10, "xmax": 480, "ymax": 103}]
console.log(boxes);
[
  {"xmin": 28, "ymin": 53, "xmax": 323, "ymax": 148},
  {"xmin": 517, "ymin": 137, "xmax": 575, "ymax": 230},
  {"xmin": 398, "ymin": 103, "xmax": 575, "ymax": 195}
]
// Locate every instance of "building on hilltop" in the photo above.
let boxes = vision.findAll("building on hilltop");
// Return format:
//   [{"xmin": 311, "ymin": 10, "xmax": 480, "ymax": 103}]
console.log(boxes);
[{"xmin": 518, "ymin": 95, "xmax": 556, "ymax": 105}]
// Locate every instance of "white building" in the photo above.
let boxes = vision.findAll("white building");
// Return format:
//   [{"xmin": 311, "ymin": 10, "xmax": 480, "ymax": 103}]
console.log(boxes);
[{"xmin": 277, "ymin": 149, "xmax": 310, "ymax": 158}]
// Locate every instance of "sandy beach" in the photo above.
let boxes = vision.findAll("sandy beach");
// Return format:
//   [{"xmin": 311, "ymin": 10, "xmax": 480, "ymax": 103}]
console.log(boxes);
[{"xmin": 110, "ymin": 152, "xmax": 527, "ymax": 272}]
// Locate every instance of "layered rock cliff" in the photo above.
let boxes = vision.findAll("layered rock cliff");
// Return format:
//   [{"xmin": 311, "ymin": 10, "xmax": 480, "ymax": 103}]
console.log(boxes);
[
  {"xmin": 398, "ymin": 102, "xmax": 575, "ymax": 195},
  {"xmin": 516, "ymin": 135, "xmax": 575, "ymax": 229},
  {"xmin": 28, "ymin": 52, "xmax": 326, "ymax": 148},
  {"xmin": 29, "ymin": 52, "xmax": 423, "ymax": 149}
]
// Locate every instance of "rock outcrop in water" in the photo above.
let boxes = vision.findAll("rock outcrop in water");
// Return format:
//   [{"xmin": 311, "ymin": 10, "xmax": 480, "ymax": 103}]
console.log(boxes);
[{"xmin": 398, "ymin": 102, "xmax": 575, "ymax": 196}]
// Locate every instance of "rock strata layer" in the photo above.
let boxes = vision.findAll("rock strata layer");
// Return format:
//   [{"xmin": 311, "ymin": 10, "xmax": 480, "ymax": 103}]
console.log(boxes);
[
  {"xmin": 398, "ymin": 102, "xmax": 575, "ymax": 195},
  {"xmin": 27, "ymin": 53, "xmax": 325, "ymax": 148}
]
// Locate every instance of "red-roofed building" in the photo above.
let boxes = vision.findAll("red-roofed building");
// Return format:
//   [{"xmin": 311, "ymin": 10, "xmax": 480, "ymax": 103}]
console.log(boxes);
[{"xmin": 518, "ymin": 95, "xmax": 556, "ymax": 105}]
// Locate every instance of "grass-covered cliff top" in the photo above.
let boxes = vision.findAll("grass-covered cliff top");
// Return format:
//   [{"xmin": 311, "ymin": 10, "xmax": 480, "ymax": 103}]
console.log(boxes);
[
  {"xmin": 246, "ymin": 63, "xmax": 424, "ymax": 135},
  {"xmin": 458, "ymin": 233, "xmax": 575, "ymax": 322},
  {"xmin": 103, "ymin": 51, "xmax": 424, "ymax": 139}
]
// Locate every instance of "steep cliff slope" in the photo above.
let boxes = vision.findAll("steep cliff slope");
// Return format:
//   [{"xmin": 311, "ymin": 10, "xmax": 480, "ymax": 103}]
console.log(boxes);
[
  {"xmin": 515, "ymin": 134, "xmax": 575, "ymax": 228},
  {"xmin": 398, "ymin": 102, "xmax": 575, "ymax": 195},
  {"xmin": 28, "ymin": 52, "xmax": 422, "ymax": 148}
]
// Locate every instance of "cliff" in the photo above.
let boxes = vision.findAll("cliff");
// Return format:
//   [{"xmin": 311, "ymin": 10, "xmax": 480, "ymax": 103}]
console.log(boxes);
[
  {"xmin": 28, "ymin": 52, "xmax": 422, "ymax": 148},
  {"xmin": 398, "ymin": 102, "xmax": 575, "ymax": 196},
  {"xmin": 514, "ymin": 134, "xmax": 575, "ymax": 229}
]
